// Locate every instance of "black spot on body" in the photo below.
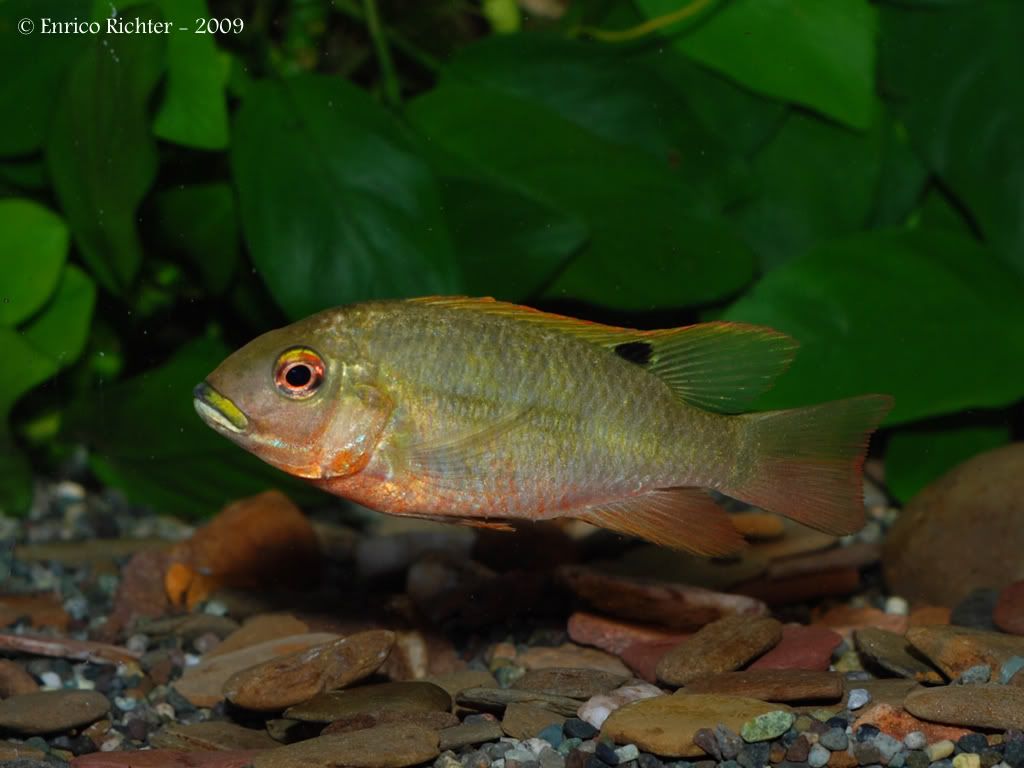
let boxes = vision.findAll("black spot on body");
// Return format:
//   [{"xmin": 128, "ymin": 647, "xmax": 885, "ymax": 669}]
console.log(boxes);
[{"xmin": 614, "ymin": 340, "xmax": 653, "ymax": 366}]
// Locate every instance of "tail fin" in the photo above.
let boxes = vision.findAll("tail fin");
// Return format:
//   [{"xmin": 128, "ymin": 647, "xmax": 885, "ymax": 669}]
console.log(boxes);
[{"xmin": 727, "ymin": 395, "xmax": 893, "ymax": 536}]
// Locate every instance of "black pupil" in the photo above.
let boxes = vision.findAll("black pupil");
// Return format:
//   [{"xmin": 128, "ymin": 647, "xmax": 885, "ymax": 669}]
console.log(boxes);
[{"xmin": 285, "ymin": 364, "xmax": 313, "ymax": 388}]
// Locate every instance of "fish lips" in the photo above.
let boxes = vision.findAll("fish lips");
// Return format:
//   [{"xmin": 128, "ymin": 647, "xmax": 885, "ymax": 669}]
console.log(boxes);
[{"xmin": 193, "ymin": 381, "xmax": 250, "ymax": 434}]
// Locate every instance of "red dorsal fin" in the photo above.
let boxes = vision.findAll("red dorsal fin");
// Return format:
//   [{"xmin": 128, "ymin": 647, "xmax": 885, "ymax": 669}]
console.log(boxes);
[
  {"xmin": 407, "ymin": 296, "xmax": 797, "ymax": 413},
  {"xmin": 573, "ymin": 487, "xmax": 747, "ymax": 557}
]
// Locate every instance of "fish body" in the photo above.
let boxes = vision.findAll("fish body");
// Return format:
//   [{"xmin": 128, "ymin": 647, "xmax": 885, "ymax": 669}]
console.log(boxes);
[{"xmin": 194, "ymin": 297, "xmax": 892, "ymax": 555}]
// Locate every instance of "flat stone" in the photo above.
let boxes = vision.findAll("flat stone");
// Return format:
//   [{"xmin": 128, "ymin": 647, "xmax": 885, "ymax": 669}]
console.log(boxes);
[
  {"xmin": 734, "ymin": 568, "xmax": 861, "ymax": 607},
  {"xmin": 851, "ymin": 703, "xmax": 969, "ymax": 742},
  {"xmin": 909, "ymin": 605, "xmax": 952, "ymax": 627},
  {"xmin": 854, "ymin": 628, "xmax": 944, "ymax": 683},
  {"xmin": 656, "ymin": 615, "xmax": 783, "ymax": 686},
  {"xmin": 766, "ymin": 542, "xmax": 880, "ymax": 580},
  {"xmin": 620, "ymin": 639, "xmax": 681, "ymax": 683},
  {"xmin": 456, "ymin": 687, "xmax": 581, "ymax": 717},
  {"xmin": 567, "ymin": 611, "xmax": 689, "ymax": 656},
  {"xmin": 748, "ymin": 625, "xmax": 842, "ymax": 671},
  {"xmin": 598, "ymin": 545, "xmax": 768, "ymax": 592},
  {"xmin": 517, "ymin": 643, "xmax": 630, "ymax": 676},
  {"xmin": 842, "ymin": 678, "xmax": 920, "ymax": 711},
  {"xmin": 904, "ymin": 684, "xmax": 1024, "ymax": 730},
  {"xmin": 740, "ymin": 709, "xmax": 795, "ymax": 742},
  {"xmin": 503, "ymin": 702, "xmax": 567, "ymax": 740},
  {"xmin": 224, "ymin": 629, "xmax": 395, "ymax": 711},
  {"xmin": 0, "ymin": 743, "xmax": 47, "ymax": 761},
  {"xmin": 883, "ymin": 443, "xmax": 1024, "ymax": 607},
  {"xmin": 150, "ymin": 721, "xmax": 280, "ymax": 751},
  {"xmin": 251, "ymin": 723, "xmax": 439, "ymax": 768},
  {"xmin": 578, "ymin": 682, "xmax": 664, "ymax": 730},
  {"xmin": 423, "ymin": 670, "xmax": 498, "ymax": 699},
  {"xmin": 0, "ymin": 631, "xmax": 140, "ymax": 667},
  {"xmin": 557, "ymin": 565, "xmax": 769, "ymax": 630},
  {"xmin": 437, "ymin": 719, "xmax": 504, "ymax": 750},
  {"xmin": 207, "ymin": 613, "xmax": 310, "ymax": 657},
  {"xmin": 995, "ymin": 581, "xmax": 1024, "ymax": 635},
  {"xmin": 0, "ymin": 592, "xmax": 69, "ymax": 630},
  {"xmin": 321, "ymin": 709, "xmax": 458, "ymax": 736},
  {"xmin": 601, "ymin": 693, "xmax": 790, "ymax": 758},
  {"xmin": 173, "ymin": 632, "xmax": 339, "ymax": 707},
  {"xmin": 285, "ymin": 681, "xmax": 451, "ymax": 723},
  {"xmin": 142, "ymin": 614, "xmax": 240, "ymax": 642},
  {"xmin": 0, "ymin": 659, "xmax": 40, "ymax": 697},
  {"xmin": 72, "ymin": 750, "xmax": 263, "ymax": 767},
  {"xmin": 906, "ymin": 625, "xmax": 1024, "ymax": 680},
  {"xmin": 512, "ymin": 668, "xmax": 628, "ymax": 700},
  {"xmin": 0, "ymin": 690, "xmax": 110, "ymax": 735},
  {"xmin": 813, "ymin": 605, "xmax": 909, "ymax": 641},
  {"xmin": 683, "ymin": 670, "xmax": 843, "ymax": 703}
]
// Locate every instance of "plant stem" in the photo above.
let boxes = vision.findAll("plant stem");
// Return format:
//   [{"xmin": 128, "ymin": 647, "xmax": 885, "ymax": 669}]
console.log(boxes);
[
  {"xmin": 573, "ymin": 0, "xmax": 716, "ymax": 43},
  {"xmin": 332, "ymin": 0, "xmax": 441, "ymax": 72},
  {"xmin": 363, "ymin": 0, "xmax": 402, "ymax": 106}
]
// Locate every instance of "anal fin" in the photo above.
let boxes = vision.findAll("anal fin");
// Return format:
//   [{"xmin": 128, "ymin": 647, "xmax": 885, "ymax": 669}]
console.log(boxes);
[{"xmin": 574, "ymin": 487, "xmax": 746, "ymax": 557}]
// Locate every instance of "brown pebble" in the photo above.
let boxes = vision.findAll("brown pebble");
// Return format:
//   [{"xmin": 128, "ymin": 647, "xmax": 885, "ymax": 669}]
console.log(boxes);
[
  {"xmin": 150, "ymin": 721, "xmax": 281, "ymax": 751},
  {"xmin": 223, "ymin": 630, "xmax": 395, "ymax": 711},
  {"xmin": 786, "ymin": 735, "xmax": 810, "ymax": 762},
  {"xmin": 906, "ymin": 625, "xmax": 1024, "ymax": 680},
  {"xmin": 683, "ymin": 669, "xmax": 843, "ymax": 702},
  {"xmin": 284, "ymin": 681, "xmax": 452, "ymax": 723},
  {"xmin": 72, "ymin": 750, "xmax": 263, "ymax": 767},
  {"xmin": 437, "ymin": 719, "xmax": 504, "ymax": 751},
  {"xmin": 511, "ymin": 667, "xmax": 627, "ymax": 700},
  {"xmin": 853, "ymin": 627, "xmax": 944, "ymax": 683},
  {"xmin": 656, "ymin": 615, "xmax": 782, "ymax": 686},
  {"xmin": 567, "ymin": 610, "xmax": 689, "ymax": 656},
  {"xmin": 250, "ymin": 722, "xmax": 439, "ymax": 768},
  {"xmin": 0, "ymin": 659, "xmax": 40, "ymax": 698},
  {"xmin": 851, "ymin": 702, "xmax": 969, "ymax": 742},
  {"xmin": 733, "ymin": 568, "xmax": 861, "ymax": 607},
  {"xmin": 501, "ymin": 702, "xmax": 565, "ymax": 740},
  {"xmin": 0, "ymin": 690, "xmax": 110, "ymax": 735},
  {"xmin": 322, "ymin": 709, "xmax": 458, "ymax": 736},
  {"xmin": 749, "ymin": 624, "xmax": 842, "ymax": 671},
  {"xmin": 904, "ymin": 684, "xmax": 1024, "ymax": 730}
]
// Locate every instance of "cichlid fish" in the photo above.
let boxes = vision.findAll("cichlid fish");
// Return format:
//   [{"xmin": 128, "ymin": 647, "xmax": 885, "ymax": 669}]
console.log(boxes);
[{"xmin": 193, "ymin": 297, "xmax": 892, "ymax": 555}]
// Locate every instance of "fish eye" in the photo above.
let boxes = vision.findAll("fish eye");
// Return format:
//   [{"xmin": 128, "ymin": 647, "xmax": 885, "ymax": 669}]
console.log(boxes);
[{"xmin": 274, "ymin": 347, "xmax": 325, "ymax": 399}]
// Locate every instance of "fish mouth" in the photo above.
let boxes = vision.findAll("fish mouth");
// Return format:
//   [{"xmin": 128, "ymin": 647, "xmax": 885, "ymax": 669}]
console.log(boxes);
[{"xmin": 193, "ymin": 381, "xmax": 250, "ymax": 434}]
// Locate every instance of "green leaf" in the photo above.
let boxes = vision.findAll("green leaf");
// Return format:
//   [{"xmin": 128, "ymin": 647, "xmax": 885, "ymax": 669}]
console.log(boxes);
[
  {"xmin": 0, "ymin": 200, "xmax": 69, "ymax": 326},
  {"xmin": 734, "ymin": 110, "xmax": 886, "ymax": 271},
  {"xmin": 157, "ymin": 183, "xmax": 239, "ymax": 294},
  {"xmin": 879, "ymin": 1, "xmax": 1024, "ymax": 274},
  {"xmin": 408, "ymin": 84, "xmax": 756, "ymax": 310},
  {"xmin": 442, "ymin": 176, "xmax": 587, "ymax": 300},
  {"xmin": 0, "ymin": 432, "xmax": 33, "ymax": 518},
  {"xmin": 886, "ymin": 417, "xmax": 1011, "ymax": 504},
  {"xmin": 0, "ymin": 0, "xmax": 91, "ymax": 156},
  {"xmin": 62, "ymin": 336, "xmax": 325, "ymax": 519},
  {"xmin": 638, "ymin": 0, "xmax": 878, "ymax": 129},
  {"xmin": 46, "ymin": 6, "xmax": 164, "ymax": 295},
  {"xmin": 232, "ymin": 75, "xmax": 460, "ymax": 320},
  {"xmin": 723, "ymin": 229, "xmax": 1024, "ymax": 424},
  {"xmin": 152, "ymin": 0, "xmax": 230, "ymax": 149},
  {"xmin": 442, "ymin": 34, "xmax": 741, "ymax": 205}
]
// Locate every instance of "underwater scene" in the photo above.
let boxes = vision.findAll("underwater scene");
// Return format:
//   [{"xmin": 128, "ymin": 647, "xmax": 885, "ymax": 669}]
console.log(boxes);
[{"xmin": 1, "ymin": 1, "xmax": 1023, "ymax": 767}]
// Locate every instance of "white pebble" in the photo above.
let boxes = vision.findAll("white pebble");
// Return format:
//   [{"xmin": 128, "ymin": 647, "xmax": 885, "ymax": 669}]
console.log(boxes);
[
  {"xmin": 100, "ymin": 733, "xmax": 124, "ymax": 752},
  {"xmin": 808, "ymin": 743, "xmax": 831, "ymax": 768},
  {"xmin": 114, "ymin": 695, "xmax": 138, "ymax": 711},
  {"xmin": 40, "ymin": 671, "xmax": 62, "ymax": 690},
  {"xmin": 615, "ymin": 745, "xmax": 640, "ymax": 762},
  {"xmin": 847, "ymin": 687, "xmax": 871, "ymax": 710},
  {"xmin": 202, "ymin": 599, "xmax": 229, "ymax": 616},
  {"xmin": 154, "ymin": 702, "xmax": 176, "ymax": 720},
  {"xmin": 125, "ymin": 634, "xmax": 148, "ymax": 653},
  {"xmin": 523, "ymin": 738, "xmax": 549, "ymax": 756},
  {"xmin": 184, "ymin": 653, "xmax": 202, "ymax": 667},
  {"xmin": 885, "ymin": 596, "xmax": 909, "ymax": 615},
  {"xmin": 904, "ymin": 731, "xmax": 927, "ymax": 750}
]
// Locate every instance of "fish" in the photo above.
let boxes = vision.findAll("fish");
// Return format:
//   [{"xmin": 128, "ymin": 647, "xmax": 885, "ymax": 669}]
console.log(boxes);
[{"xmin": 193, "ymin": 297, "xmax": 893, "ymax": 556}]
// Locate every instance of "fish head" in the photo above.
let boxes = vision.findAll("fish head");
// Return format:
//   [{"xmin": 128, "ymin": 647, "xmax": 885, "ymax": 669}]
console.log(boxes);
[{"xmin": 193, "ymin": 311, "xmax": 392, "ymax": 480}]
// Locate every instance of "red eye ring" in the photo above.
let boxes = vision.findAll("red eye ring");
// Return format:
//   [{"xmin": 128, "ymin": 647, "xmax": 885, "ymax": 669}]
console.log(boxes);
[{"xmin": 274, "ymin": 348, "xmax": 325, "ymax": 398}]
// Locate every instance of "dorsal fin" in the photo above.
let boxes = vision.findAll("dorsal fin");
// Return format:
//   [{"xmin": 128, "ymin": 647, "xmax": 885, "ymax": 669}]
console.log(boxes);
[{"xmin": 407, "ymin": 296, "xmax": 798, "ymax": 413}]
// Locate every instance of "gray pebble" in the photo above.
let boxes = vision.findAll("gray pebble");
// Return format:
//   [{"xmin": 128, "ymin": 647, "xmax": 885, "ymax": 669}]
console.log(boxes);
[
  {"xmin": 847, "ymin": 688, "xmax": 871, "ymax": 710},
  {"xmin": 808, "ymin": 744, "xmax": 831, "ymax": 768},
  {"xmin": 904, "ymin": 732, "xmax": 927, "ymax": 750},
  {"xmin": 821, "ymin": 728, "xmax": 849, "ymax": 752},
  {"xmin": 958, "ymin": 665, "xmax": 992, "ymax": 684}
]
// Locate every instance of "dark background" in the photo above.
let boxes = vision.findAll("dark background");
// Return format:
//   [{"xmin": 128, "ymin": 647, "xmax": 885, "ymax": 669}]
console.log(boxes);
[{"xmin": 1, "ymin": 0, "xmax": 1022, "ymax": 519}]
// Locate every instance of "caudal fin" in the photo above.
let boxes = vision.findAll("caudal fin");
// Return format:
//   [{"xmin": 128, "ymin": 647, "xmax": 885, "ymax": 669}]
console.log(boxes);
[{"xmin": 727, "ymin": 395, "xmax": 893, "ymax": 536}]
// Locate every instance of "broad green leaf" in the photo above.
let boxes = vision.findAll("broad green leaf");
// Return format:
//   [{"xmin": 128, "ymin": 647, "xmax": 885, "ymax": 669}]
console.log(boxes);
[
  {"xmin": 232, "ymin": 76, "xmax": 460, "ymax": 320},
  {"xmin": 46, "ymin": 6, "xmax": 164, "ymax": 295},
  {"xmin": 157, "ymin": 183, "xmax": 239, "ymax": 294},
  {"xmin": 441, "ymin": 176, "xmax": 587, "ymax": 300},
  {"xmin": 886, "ymin": 418, "xmax": 1011, "ymax": 504},
  {"xmin": 0, "ymin": 0, "xmax": 91, "ymax": 156},
  {"xmin": 153, "ymin": 0, "xmax": 230, "ymax": 149},
  {"xmin": 62, "ymin": 336, "xmax": 325, "ymax": 519},
  {"xmin": 879, "ymin": 1, "xmax": 1024, "ymax": 274},
  {"xmin": 0, "ymin": 432, "xmax": 32, "ymax": 517},
  {"xmin": 638, "ymin": 0, "xmax": 877, "ymax": 129},
  {"xmin": 408, "ymin": 84, "xmax": 756, "ymax": 310},
  {"xmin": 735, "ymin": 110, "xmax": 885, "ymax": 271},
  {"xmin": 723, "ymin": 229, "xmax": 1024, "ymax": 424},
  {"xmin": 442, "ymin": 35, "xmax": 741, "ymax": 205},
  {"xmin": 0, "ymin": 200, "xmax": 69, "ymax": 326}
]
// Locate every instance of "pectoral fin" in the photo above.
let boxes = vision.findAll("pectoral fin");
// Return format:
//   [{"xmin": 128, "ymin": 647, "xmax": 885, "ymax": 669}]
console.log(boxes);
[{"xmin": 573, "ymin": 487, "xmax": 746, "ymax": 557}]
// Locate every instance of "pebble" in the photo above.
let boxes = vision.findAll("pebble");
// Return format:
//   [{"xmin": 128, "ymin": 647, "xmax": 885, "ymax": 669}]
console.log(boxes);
[
  {"xmin": 224, "ymin": 630, "xmax": 395, "ymax": 711},
  {"xmin": 959, "ymin": 665, "xmax": 992, "ymax": 684},
  {"xmin": 321, "ymin": 709, "xmax": 460, "ymax": 736},
  {"xmin": 602, "ymin": 694, "xmax": 789, "ymax": 758},
  {"xmin": 684, "ymin": 669, "xmax": 843, "ymax": 703},
  {"xmin": 512, "ymin": 668, "xmax": 628, "ymax": 700},
  {"xmin": 577, "ymin": 683, "xmax": 663, "ymax": 729},
  {"xmin": 1003, "ymin": 657, "xmax": 1024, "ymax": 684},
  {"xmin": 928, "ymin": 741, "xmax": 957, "ymax": 762},
  {"xmin": 739, "ymin": 710, "xmax": 795, "ymax": 742},
  {"xmin": 564, "ymin": 719, "xmax": 598, "ymax": 740},
  {"xmin": 439, "ymin": 720, "xmax": 505, "ymax": 751},
  {"xmin": 820, "ymin": 728, "xmax": 848, "ymax": 751},
  {"xmin": 715, "ymin": 725, "xmax": 743, "ymax": 759},
  {"xmin": 566, "ymin": 612, "xmax": 689, "ymax": 657},
  {"xmin": 0, "ymin": 689, "xmax": 110, "ymax": 735},
  {"xmin": 458, "ymin": 687, "xmax": 581, "ymax": 718},
  {"xmin": 904, "ymin": 732, "xmax": 927, "ymax": 750},
  {"xmin": 73, "ymin": 750, "xmax": 264, "ymax": 767},
  {"xmin": 808, "ymin": 743, "xmax": 831, "ymax": 768},
  {"xmin": 853, "ymin": 628, "xmax": 944, "ymax": 684},
  {"xmin": 285, "ymin": 681, "xmax": 452, "ymax": 723},
  {"xmin": 958, "ymin": 735, "xmax": 989, "ymax": 754},
  {"xmin": 502, "ymin": 703, "xmax": 566, "ymax": 740},
  {"xmin": 250, "ymin": 722, "xmax": 440, "ymax": 768},
  {"xmin": 875, "ymin": 733, "xmax": 903, "ymax": 763},
  {"xmin": 905, "ymin": 684, "xmax": 1024, "ymax": 730},
  {"xmin": 906, "ymin": 626, "xmax": 1024, "ymax": 682},
  {"xmin": 954, "ymin": 755, "xmax": 982, "ymax": 768},
  {"xmin": 655, "ymin": 615, "xmax": 783, "ymax": 686},
  {"xmin": 748, "ymin": 625, "xmax": 842, "ymax": 672},
  {"xmin": 0, "ymin": 659, "xmax": 40, "ymax": 697},
  {"xmin": 847, "ymin": 689, "xmax": 871, "ymax": 710}
]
